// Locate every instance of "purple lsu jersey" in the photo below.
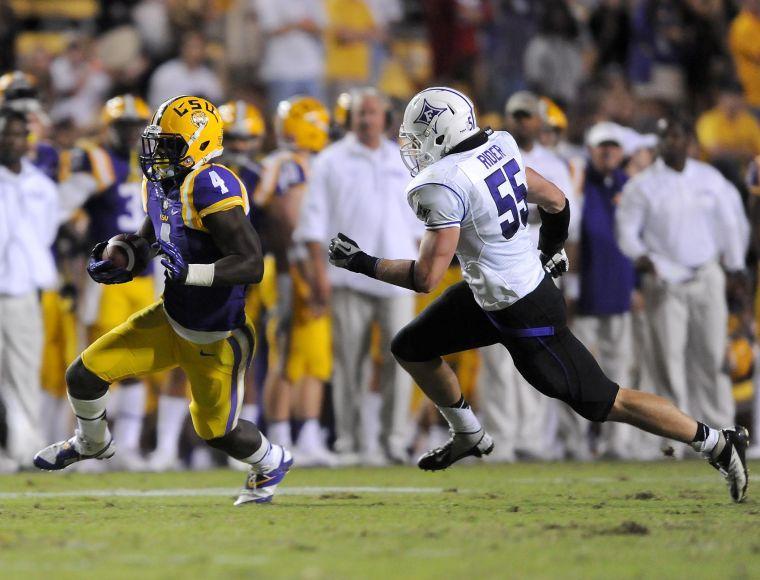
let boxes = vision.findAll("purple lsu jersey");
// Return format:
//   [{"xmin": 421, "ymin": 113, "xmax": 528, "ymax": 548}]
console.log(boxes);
[
  {"xmin": 276, "ymin": 158, "xmax": 307, "ymax": 193},
  {"xmin": 143, "ymin": 163, "xmax": 250, "ymax": 333},
  {"xmin": 72, "ymin": 147, "xmax": 147, "ymax": 245},
  {"xmin": 32, "ymin": 142, "xmax": 61, "ymax": 182}
]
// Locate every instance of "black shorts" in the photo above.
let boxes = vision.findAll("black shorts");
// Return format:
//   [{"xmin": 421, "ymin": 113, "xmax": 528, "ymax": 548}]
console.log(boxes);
[{"xmin": 390, "ymin": 276, "xmax": 620, "ymax": 422}]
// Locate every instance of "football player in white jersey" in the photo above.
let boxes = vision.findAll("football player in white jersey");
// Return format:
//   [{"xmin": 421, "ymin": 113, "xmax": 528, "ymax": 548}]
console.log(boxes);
[{"xmin": 328, "ymin": 87, "xmax": 749, "ymax": 503}]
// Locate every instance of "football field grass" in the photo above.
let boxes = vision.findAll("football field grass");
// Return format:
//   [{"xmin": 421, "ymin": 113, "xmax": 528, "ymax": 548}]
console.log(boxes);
[{"xmin": 1, "ymin": 460, "xmax": 758, "ymax": 579}]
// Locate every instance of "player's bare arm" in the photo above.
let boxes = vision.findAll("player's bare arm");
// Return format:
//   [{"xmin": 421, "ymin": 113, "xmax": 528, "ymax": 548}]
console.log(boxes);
[
  {"xmin": 202, "ymin": 206, "xmax": 264, "ymax": 285},
  {"xmin": 329, "ymin": 228, "xmax": 458, "ymax": 293},
  {"xmin": 525, "ymin": 167, "xmax": 571, "ymax": 278},
  {"xmin": 525, "ymin": 167, "xmax": 566, "ymax": 212},
  {"xmin": 305, "ymin": 240, "xmax": 331, "ymax": 312}
]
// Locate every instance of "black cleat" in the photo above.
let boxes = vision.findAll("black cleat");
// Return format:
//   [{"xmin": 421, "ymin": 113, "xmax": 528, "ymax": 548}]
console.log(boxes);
[
  {"xmin": 707, "ymin": 426, "xmax": 749, "ymax": 503},
  {"xmin": 417, "ymin": 429, "xmax": 494, "ymax": 471}
]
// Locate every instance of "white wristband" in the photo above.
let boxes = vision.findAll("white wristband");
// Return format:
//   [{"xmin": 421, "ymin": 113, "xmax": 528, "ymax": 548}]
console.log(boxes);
[{"xmin": 185, "ymin": 263, "xmax": 215, "ymax": 286}]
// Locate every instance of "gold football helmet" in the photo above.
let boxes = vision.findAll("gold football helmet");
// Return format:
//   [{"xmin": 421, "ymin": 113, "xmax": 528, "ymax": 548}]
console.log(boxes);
[
  {"xmin": 276, "ymin": 96, "xmax": 329, "ymax": 153},
  {"xmin": 540, "ymin": 97, "xmax": 568, "ymax": 131},
  {"xmin": 102, "ymin": 94, "xmax": 151, "ymax": 126},
  {"xmin": 140, "ymin": 95, "xmax": 223, "ymax": 182},
  {"xmin": 219, "ymin": 100, "xmax": 265, "ymax": 140},
  {"xmin": 0, "ymin": 71, "xmax": 40, "ymax": 112}
]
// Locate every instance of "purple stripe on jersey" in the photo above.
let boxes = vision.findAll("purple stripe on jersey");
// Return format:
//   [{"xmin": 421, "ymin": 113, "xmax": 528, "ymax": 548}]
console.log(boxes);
[
  {"xmin": 241, "ymin": 325, "xmax": 255, "ymax": 369},
  {"xmin": 427, "ymin": 220, "xmax": 462, "ymax": 228},
  {"xmin": 408, "ymin": 182, "xmax": 469, "ymax": 220},
  {"xmin": 225, "ymin": 335, "xmax": 243, "ymax": 434}
]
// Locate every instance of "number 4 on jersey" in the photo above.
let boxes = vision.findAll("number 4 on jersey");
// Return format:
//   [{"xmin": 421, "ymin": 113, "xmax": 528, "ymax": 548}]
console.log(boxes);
[
  {"xmin": 209, "ymin": 170, "xmax": 229, "ymax": 194},
  {"xmin": 485, "ymin": 159, "xmax": 529, "ymax": 240}
]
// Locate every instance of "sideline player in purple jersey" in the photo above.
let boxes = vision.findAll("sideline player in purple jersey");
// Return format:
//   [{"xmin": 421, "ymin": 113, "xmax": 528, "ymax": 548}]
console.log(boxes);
[
  {"xmin": 329, "ymin": 87, "xmax": 749, "ymax": 503},
  {"xmin": 34, "ymin": 95, "xmax": 292, "ymax": 505}
]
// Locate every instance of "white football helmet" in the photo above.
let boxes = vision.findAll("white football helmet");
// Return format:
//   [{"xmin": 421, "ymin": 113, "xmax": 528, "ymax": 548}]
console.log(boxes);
[{"xmin": 399, "ymin": 87, "xmax": 480, "ymax": 176}]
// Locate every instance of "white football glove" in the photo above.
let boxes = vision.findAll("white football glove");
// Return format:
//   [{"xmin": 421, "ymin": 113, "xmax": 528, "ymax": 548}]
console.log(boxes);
[{"xmin": 540, "ymin": 249, "xmax": 569, "ymax": 279}]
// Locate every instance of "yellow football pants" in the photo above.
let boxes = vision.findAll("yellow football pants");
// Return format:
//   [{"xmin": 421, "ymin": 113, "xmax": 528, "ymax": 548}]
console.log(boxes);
[{"xmin": 81, "ymin": 301, "xmax": 255, "ymax": 440}]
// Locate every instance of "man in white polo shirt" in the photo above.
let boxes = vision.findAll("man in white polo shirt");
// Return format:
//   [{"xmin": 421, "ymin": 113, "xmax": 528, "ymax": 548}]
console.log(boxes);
[
  {"xmin": 616, "ymin": 115, "xmax": 749, "ymax": 439},
  {"xmin": 294, "ymin": 88, "xmax": 421, "ymax": 464},
  {"xmin": 0, "ymin": 109, "xmax": 59, "ymax": 469}
]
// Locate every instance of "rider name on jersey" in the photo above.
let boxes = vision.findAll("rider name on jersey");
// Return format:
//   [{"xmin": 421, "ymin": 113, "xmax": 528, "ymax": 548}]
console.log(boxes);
[{"xmin": 476, "ymin": 144, "xmax": 507, "ymax": 169}]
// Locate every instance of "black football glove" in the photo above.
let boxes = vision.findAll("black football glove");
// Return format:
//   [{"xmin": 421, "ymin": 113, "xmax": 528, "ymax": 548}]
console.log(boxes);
[
  {"xmin": 328, "ymin": 233, "xmax": 379, "ymax": 276},
  {"xmin": 540, "ymin": 248, "xmax": 569, "ymax": 279}
]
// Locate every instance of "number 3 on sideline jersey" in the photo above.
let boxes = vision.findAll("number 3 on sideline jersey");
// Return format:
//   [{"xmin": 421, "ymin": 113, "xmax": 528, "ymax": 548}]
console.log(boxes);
[{"xmin": 485, "ymin": 159, "xmax": 529, "ymax": 240}]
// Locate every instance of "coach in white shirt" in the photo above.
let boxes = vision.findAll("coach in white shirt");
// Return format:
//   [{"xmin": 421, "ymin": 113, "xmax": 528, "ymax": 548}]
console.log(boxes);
[
  {"xmin": 616, "ymin": 116, "xmax": 748, "ymax": 433},
  {"xmin": 0, "ymin": 110, "xmax": 59, "ymax": 468},
  {"xmin": 295, "ymin": 88, "xmax": 421, "ymax": 463}
]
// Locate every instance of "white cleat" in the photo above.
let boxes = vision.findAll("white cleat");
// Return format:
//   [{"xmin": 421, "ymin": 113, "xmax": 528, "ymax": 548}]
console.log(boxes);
[
  {"xmin": 33, "ymin": 431, "xmax": 115, "ymax": 471},
  {"xmin": 234, "ymin": 446, "xmax": 293, "ymax": 506}
]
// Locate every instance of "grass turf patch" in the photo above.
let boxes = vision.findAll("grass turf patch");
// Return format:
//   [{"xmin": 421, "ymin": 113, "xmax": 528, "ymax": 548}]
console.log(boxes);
[{"xmin": 0, "ymin": 461, "xmax": 758, "ymax": 579}]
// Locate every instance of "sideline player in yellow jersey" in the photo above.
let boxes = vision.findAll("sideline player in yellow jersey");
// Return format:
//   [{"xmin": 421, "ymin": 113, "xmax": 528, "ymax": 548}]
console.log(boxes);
[
  {"xmin": 64, "ymin": 95, "xmax": 155, "ymax": 470},
  {"xmin": 34, "ymin": 95, "xmax": 292, "ymax": 505},
  {"xmin": 258, "ymin": 96, "xmax": 334, "ymax": 466}
]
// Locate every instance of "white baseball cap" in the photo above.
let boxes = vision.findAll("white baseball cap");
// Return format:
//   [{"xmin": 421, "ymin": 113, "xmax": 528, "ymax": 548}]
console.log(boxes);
[
  {"xmin": 617, "ymin": 126, "xmax": 658, "ymax": 156},
  {"xmin": 586, "ymin": 122, "xmax": 624, "ymax": 148}
]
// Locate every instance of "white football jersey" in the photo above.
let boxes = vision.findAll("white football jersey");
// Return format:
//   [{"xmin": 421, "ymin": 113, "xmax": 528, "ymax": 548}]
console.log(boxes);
[{"xmin": 406, "ymin": 130, "xmax": 545, "ymax": 311}]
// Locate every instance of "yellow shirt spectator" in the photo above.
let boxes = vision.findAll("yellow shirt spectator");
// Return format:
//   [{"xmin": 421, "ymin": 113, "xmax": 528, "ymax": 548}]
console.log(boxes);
[
  {"xmin": 325, "ymin": 0, "xmax": 377, "ymax": 82},
  {"xmin": 729, "ymin": 7, "xmax": 760, "ymax": 109},
  {"xmin": 697, "ymin": 94, "xmax": 760, "ymax": 162}
]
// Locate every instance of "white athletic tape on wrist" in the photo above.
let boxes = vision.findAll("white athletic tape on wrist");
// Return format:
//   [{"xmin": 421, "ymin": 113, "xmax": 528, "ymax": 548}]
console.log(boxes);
[{"xmin": 185, "ymin": 263, "xmax": 215, "ymax": 286}]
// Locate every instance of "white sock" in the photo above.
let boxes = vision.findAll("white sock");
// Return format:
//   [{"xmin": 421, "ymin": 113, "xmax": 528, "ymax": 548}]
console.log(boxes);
[
  {"xmin": 242, "ymin": 433, "xmax": 283, "ymax": 473},
  {"xmin": 296, "ymin": 418, "xmax": 321, "ymax": 451},
  {"xmin": 437, "ymin": 401, "xmax": 482, "ymax": 435},
  {"xmin": 68, "ymin": 391, "xmax": 111, "ymax": 451},
  {"xmin": 267, "ymin": 420, "xmax": 292, "ymax": 447},
  {"xmin": 113, "ymin": 382, "xmax": 146, "ymax": 452},
  {"xmin": 240, "ymin": 403, "xmax": 259, "ymax": 424},
  {"xmin": 155, "ymin": 395, "xmax": 188, "ymax": 455},
  {"xmin": 361, "ymin": 391, "xmax": 382, "ymax": 453},
  {"xmin": 691, "ymin": 425, "xmax": 725, "ymax": 456}
]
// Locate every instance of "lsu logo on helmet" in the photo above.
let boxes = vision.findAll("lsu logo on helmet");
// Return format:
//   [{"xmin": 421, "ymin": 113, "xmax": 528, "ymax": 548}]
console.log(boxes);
[{"xmin": 140, "ymin": 95, "xmax": 223, "ymax": 182}]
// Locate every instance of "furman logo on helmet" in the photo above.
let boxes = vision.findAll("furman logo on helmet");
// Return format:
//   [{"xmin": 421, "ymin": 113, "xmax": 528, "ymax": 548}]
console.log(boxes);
[{"xmin": 414, "ymin": 99, "xmax": 448, "ymax": 130}]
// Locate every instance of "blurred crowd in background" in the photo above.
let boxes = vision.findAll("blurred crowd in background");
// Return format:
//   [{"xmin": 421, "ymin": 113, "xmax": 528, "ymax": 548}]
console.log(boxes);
[{"xmin": 1, "ymin": 0, "xmax": 760, "ymax": 473}]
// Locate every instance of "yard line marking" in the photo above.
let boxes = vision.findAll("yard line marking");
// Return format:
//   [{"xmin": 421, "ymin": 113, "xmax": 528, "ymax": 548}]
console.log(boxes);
[{"xmin": 0, "ymin": 486, "xmax": 445, "ymax": 500}]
